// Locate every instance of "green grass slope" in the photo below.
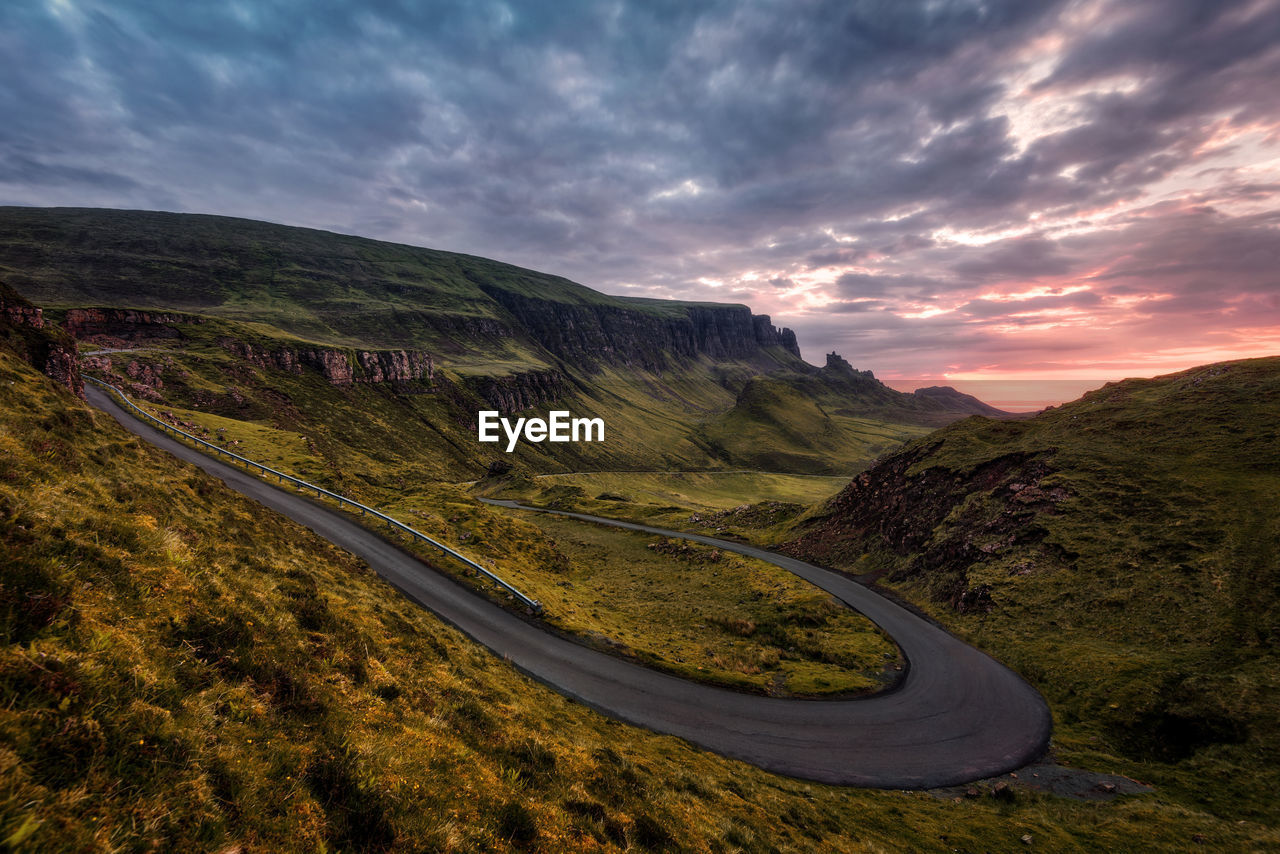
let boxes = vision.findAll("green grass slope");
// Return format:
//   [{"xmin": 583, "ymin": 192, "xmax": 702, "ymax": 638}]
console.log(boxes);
[
  {"xmin": 0, "ymin": 206, "xmax": 657, "ymax": 350},
  {"xmin": 479, "ymin": 507, "xmax": 899, "ymax": 697},
  {"xmin": 523, "ymin": 470, "xmax": 850, "ymax": 509},
  {"xmin": 697, "ymin": 352, "xmax": 1018, "ymax": 475},
  {"xmin": 701, "ymin": 375, "xmax": 933, "ymax": 475},
  {"xmin": 783, "ymin": 357, "xmax": 1280, "ymax": 827}
]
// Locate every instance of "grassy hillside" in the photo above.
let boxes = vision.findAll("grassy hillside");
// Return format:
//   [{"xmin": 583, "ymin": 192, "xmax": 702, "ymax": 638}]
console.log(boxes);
[
  {"xmin": 479, "ymin": 507, "xmax": 898, "ymax": 697},
  {"xmin": 6, "ymin": 311, "xmax": 1280, "ymax": 852},
  {"xmin": 522, "ymin": 471, "xmax": 849, "ymax": 509},
  {"xmin": 701, "ymin": 375, "xmax": 933, "ymax": 475},
  {"xmin": 696, "ymin": 353, "xmax": 1017, "ymax": 475},
  {"xmin": 783, "ymin": 357, "xmax": 1280, "ymax": 826},
  {"xmin": 74, "ymin": 316, "xmax": 746, "ymax": 483},
  {"xmin": 1, "ymin": 207, "xmax": 1004, "ymax": 484},
  {"xmin": 0, "ymin": 206, "xmax": 668, "ymax": 351}
]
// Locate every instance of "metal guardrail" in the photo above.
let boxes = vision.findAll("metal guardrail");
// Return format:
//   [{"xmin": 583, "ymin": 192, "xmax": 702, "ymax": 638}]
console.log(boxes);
[{"xmin": 86, "ymin": 376, "xmax": 542, "ymax": 613}]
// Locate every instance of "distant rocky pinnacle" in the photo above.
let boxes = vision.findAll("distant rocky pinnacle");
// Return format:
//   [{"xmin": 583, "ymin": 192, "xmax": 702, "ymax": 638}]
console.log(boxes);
[
  {"xmin": 820, "ymin": 351, "xmax": 880, "ymax": 385},
  {"xmin": 823, "ymin": 351, "xmax": 868, "ymax": 375}
]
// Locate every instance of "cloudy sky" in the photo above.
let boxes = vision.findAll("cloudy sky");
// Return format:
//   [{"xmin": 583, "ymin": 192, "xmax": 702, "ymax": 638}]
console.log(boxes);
[{"xmin": 4, "ymin": 0, "xmax": 1279, "ymax": 402}]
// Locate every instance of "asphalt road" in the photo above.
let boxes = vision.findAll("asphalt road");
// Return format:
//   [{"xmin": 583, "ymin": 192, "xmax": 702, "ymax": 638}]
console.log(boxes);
[{"xmin": 87, "ymin": 384, "xmax": 1052, "ymax": 788}]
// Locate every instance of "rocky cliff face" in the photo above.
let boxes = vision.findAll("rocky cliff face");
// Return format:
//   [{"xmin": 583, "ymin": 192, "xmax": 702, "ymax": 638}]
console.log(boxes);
[
  {"xmin": 3, "ymin": 292, "xmax": 46, "ymax": 331},
  {"xmin": 54, "ymin": 302, "xmax": 557, "ymax": 408},
  {"xmin": 220, "ymin": 340, "xmax": 434, "ymax": 386},
  {"xmin": 753, "ymin": 314, "xmax": 800, "ymax": 356},
  {"xmin": 40, "ymin": 341, "xmax": 82, "ymax": 398},
  {"xmin": 782, "ymin": 444, "xmax": 1068, "ymax": 612},
  {"xmin": 355, "ymin": 349, "xmax": 433, "ymax": 384},
  {"xmin": 78, "ymin": 353, "xmax": 177, "ymax": 402},
  {"xmin": 480, "ymin": 286, "xmax": 801, "ymax": 370},
  {"xmin": 62, "ymin": 307, "xmax": 206, "ymax": 345},
  {"xmin": 463, "ymin": 369, "xmax": 568, "ymax": 414},
  {"xmin": 0, "ymin": 283, "xmax": 83, "ymax": 397}
]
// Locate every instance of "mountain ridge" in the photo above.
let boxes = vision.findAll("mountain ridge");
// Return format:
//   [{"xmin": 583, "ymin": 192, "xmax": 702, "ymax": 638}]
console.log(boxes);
[
  {"xmin": 0, "ymin": 206, "xmax": 1007, "ymax": 479},
  {"xmin": 0, "ymin": 206, "xmax": 800, "ymax": 372}
]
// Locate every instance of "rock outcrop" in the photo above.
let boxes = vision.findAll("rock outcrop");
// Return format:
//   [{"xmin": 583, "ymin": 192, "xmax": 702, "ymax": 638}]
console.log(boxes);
[
  {"xmin": 3, "ymin": 290, "xmax": 46, "ymax": 330},
  {"xmin": 220, "ymin": 340, "xmax": 434, "ymax": 386},
  {"xmin": 821, "ymin": 351, "xmax": 876, "ymax": 382},
  {"xmin": 62, "ymin": 307, "xmax": 205, "ymax": 345},
  {"xmin": 355, "ymin": 349, "xmax": 433, "ymax": 384},
  {"xmin": 0, "ymin": 283, "xmax": 83, "ymax": 397},
  {"xmin": 463, "ymin": 369, "xmax": 568, "ymax": 414},
  {"xmin": 818, "ymin": 351, "xmax": 881, "ymax": 389},
  {"xmin": 753, "ymin": 315, "xmax": 800, "ymax": 357},
  {"xmin": 782, "ymin": 445, "xmax": 1068, "ymax": 612}
]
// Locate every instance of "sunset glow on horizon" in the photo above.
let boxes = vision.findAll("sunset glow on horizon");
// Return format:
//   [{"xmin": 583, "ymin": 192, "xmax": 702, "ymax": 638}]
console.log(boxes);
[{"xmin": 3, "ymin": 0, "xmax": 1277, "ymax": 400}]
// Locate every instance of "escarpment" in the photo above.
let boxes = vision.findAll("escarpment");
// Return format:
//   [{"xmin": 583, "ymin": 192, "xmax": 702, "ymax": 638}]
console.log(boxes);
[
  {"xmin": 55, "ymin": 306, "xmax": 568, "ymax": 411},
  {"xmin": 220, "ymin": 339, "xmax": 435, "ymax": 386},
  {"xmin": 462, "ymin": 369, "xmax": 568, "ymax": 414},
  {"xmin": 479, "ymin": 286, "xmax": 801, "ymax": 370},
  {"xmin": 62, "ymin": 307, "xmax": 207, "ymax": 345}
]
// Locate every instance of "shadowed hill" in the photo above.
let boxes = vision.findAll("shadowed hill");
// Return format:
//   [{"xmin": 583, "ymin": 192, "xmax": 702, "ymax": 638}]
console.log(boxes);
[
  {"xmin": 783, "ymin": 356, "xmax": 1280, "ymax": 823},
  {"xmin": 699, "ymin": 374, "xmax": 935, "ymax": 475},
  {"xmin": 795, "ymin": 352, "xmax": 1015, "ymax": 425},
  {"xmin": 911, "ymin": 384, "xmax": 1010, "ymax": 417}
]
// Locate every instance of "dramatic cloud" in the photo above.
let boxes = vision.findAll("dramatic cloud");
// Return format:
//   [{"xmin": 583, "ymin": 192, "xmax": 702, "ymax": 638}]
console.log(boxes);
[{"xmin": 3, "ymin": 0, "xmax": 1279, "ymax": 404}]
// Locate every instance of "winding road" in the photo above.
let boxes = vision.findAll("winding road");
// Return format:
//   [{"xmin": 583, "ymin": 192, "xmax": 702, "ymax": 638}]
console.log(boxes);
[{"xmin": 87, "ymin": 384, "xmax": 1052, "ymax": 788}]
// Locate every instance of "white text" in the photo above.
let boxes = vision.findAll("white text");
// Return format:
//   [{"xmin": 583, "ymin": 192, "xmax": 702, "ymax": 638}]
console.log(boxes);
[{"xmin": 478, "ymin": 410, "xmax": 605, "ymax": 452}]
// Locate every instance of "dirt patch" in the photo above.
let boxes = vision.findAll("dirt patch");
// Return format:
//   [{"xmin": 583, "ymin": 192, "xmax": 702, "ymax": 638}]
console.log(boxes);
[{"xmin": 928, "ymin": 762, "xmax": 1152, "ymax": 802}]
